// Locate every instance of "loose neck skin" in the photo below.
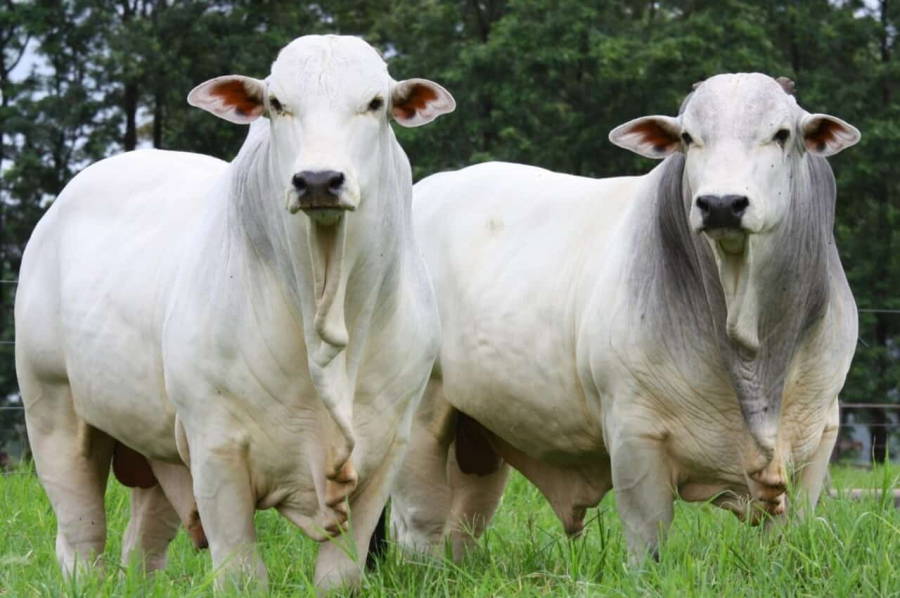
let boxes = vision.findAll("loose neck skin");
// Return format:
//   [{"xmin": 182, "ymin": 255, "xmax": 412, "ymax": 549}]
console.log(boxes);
[
  {"xmin": 628, "ymin": 152, "xmax": 835, "ymax": 458},
  {"xmin": 216, "ymin": 120, "xmax": 414, "ymax": 474},
  {"xmin": 223, "ymin": 120, "xmax": 412, "ymax": 352}
]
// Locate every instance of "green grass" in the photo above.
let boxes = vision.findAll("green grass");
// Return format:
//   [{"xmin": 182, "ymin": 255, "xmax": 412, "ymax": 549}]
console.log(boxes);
[{"xmin": 2, "ymin": 464, "xmax": 899, "ymax": 597}]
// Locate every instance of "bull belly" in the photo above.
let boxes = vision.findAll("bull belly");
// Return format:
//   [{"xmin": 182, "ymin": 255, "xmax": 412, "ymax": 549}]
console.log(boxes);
[
  {"xmin": 443, "ymin": 377, "xmax": 604, "ymax": 459},
  {"xmin": 455, "ymin": 404, "xmax": 602, "ymax": 460},
  {"xmin": 67, "ymin": 365, "xmax": 179, "ymax": 461},
  {"xmin": 77, "ymin": 400, "xmax": 178, "ymax": 462}
]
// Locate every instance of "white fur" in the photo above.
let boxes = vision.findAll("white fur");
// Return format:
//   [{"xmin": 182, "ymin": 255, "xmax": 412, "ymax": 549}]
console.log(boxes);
[
  {"xmin": 392, "ymin": 74, "xmax": 858, "ymax": 565},
  {"xmin": 15, "ymin": 35, "xmax": 453, "ymax": 592}
]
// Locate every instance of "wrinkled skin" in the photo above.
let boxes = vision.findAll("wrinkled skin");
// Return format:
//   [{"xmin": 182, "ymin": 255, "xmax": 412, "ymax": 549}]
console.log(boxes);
[
  {"xmin": 15, "ymin": 35, "xmax": 453, "ymax": 592},
  {"xmin": 390, "ymin": 74, "xmax": 859, "ymax": 564}
]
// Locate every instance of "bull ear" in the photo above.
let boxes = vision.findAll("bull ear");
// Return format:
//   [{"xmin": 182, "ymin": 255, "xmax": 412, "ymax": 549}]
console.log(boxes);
[
  {"xmin": 800, "ymin": 113, "xmax": 860, "ymax": 157},
  {"xmin": 391, "ymin": 78, "xmax": 456, "ymax": 127},
  {"xmin": 188, "ymin": 75, "xmax": 266, "ymax": 125},
  {"xmin": 609, "ymin": 115, "xmax": 682, "ymax": 159}
]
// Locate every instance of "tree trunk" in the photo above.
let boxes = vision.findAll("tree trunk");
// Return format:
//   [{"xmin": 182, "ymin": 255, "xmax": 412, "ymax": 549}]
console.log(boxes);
[
  {"xmin": 151, "ymin": 0, "xmax": 165, "ymax": 149},
  {"xmin": 152, "ymin": 90, "xmax": 163, "ymax": 148},
  {"xmin": 121, "ymin": 0, "xmax": 138, "ymax": 151},
  {"xmin": 123, "ymin": 82, "xmax": 138, "ymax": 151}
]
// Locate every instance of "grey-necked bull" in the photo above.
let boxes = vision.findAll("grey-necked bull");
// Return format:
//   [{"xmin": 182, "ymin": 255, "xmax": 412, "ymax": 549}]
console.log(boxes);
[
  {"xmin": 388, "ymin": 73, "xmax": 859, "ymax": 563},
  {"xmin": 15, "ymin": 34, "xmax": 453, "ymax": 591}
]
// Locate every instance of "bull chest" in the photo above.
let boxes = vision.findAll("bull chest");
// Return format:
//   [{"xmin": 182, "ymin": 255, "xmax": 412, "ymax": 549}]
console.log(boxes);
[{"xmin": 601, "ymin": 318, "xmax": 847, "ymax": 501}]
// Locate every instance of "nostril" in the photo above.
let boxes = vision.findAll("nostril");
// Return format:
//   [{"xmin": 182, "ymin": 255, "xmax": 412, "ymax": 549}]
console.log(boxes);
[
  {"xmin": 328, "ymin": 173, "xmax": 345, "ymax": 192},
  {"xmin": 696, "ymin": 197, "xmax": 710, "ymax": 213},
  {"xmin": 292, "ymin": 173, "xmax": 307, "ymax": 192},
  {"xmin": 732, "ymin": 196, "xmax": 749, "ymax": 216}
]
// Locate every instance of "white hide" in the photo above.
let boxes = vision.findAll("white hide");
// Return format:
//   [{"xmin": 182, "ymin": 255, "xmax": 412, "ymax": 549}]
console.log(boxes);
[
  {"xmin": 391, "ymin": 74, "xmax": 858, "ymax": 564},
  {"xmin": 15, "ymin": 35, "xmax": 453, "ymax": 591}
]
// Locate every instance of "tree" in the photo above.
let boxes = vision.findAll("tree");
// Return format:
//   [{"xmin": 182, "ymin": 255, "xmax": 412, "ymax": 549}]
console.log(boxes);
[
  {"xmin": 0, "ymin": 0, "xmax": 36, "ymax": 456},
  {"xmin": 0, "ymin": 0, "xmax": 897, "ymax": 461}
]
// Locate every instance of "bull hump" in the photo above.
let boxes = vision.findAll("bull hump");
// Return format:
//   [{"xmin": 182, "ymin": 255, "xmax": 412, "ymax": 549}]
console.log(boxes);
[{"xmin": 112, "ymin": 442, "xmax": 159, "ymax": 489}]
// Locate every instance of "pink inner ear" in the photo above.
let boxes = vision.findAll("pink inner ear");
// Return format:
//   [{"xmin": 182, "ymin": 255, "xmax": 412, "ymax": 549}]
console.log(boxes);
[
  {"xmin": 395, "ymin": 83, "xmax": 438, "ymax": 120},
  {"xmin": 806, "ymin": 119, "xmax": 841, "ymax": 153},
  {"xmin": 211, "ymin": 80, "xmax": 263, "ymax": 117},
  {"xmin": 631, "ymin": 120, "xmax": 679, "ymax": 154}
]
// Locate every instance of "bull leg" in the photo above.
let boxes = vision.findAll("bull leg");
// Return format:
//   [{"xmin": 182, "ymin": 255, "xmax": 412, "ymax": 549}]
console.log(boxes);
[
  {"xmin": 609, "ymin": 433, "xmax": 674, "ymax": 566},
  {"xmin": 795, "ymin": 398, "xmax": 840, "ymax": 517},
  {"xmin": 22, "ymin": 378, "xmax": 116, "ymax": 578},
  {"xmin": 121, "ymin": 484, "xmax": 181, "ymax": 572},
  {"xmin": 120, "ymin": 459, "xmax": 205, "ymax": 572},
  {"xmin": 314, "ymin": 438, "xmax": 407, "ymax": 591},
  {"xmin": 190, "ymin": 444, "xmax": 266, "ymax": 593},
  {"xmin": 390, "ymin": 380, "xmax": 456, "ymax": 556},
  {"xmin": 495, "ymin": 445, "xmax": 612, "ymax": 538},
  {"xmin": 445, "ymin": 437, "xmax": 510, "ymax": 560},
  {"xmin": 150, "ymin": 460, "xmax": 207, "ymax": 550},
  {"xmin": 390, "ymin": 425, "xmax": 452, "ymax": 556}
]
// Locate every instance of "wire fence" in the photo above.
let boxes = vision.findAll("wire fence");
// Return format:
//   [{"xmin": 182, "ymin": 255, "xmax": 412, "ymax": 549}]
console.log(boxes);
[{"xmin": 0, "ymin": 278, "xmax": 898, "ymax": 466}]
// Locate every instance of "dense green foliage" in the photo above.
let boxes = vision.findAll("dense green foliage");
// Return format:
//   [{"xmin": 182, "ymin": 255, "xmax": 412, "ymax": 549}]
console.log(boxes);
[
  {"xmin": 0, "ymin": 0, "xmax": 898, "ymax": 457},
  {"xmin": 1, "ymin": 466, "xmax": 899, "ymax": 597}
]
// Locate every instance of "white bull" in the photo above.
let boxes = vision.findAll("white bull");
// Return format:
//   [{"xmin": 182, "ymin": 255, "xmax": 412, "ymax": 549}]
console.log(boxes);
[
  {"xmin": 390, "ymin": 73, "xmax": 860, "ymax": 563},
  {"xmin": 15, "ymin": 34, "xmax": 454, "ymax": 591}
]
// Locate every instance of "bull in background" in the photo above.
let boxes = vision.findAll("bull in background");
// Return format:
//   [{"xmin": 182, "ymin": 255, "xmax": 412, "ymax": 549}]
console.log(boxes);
[{"xmin": 390, "ymin": 73, "xmax": 860, "ymax": 563}]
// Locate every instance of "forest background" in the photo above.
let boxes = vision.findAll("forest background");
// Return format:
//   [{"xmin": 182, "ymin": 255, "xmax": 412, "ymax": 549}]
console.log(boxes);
[{"xmin": 0, "ymin": 0, "xmax": 897, "ymax": 461}]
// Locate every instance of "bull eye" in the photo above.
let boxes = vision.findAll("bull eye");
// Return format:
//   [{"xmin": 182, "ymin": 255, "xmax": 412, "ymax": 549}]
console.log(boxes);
[
  {"xmin": 681, "ymin": 132, "xmax": 693, "ymax": 147},
  {"xmin": 368, "ymin": 97, "xmax": 384, "ymax": 112},
  {"xmin": 774, "ymin": 128, "xmax": 790, "ymax": 146},
  {"xmin": 269, "ymin": 97, "xmax": 283, "ymax": 114}
]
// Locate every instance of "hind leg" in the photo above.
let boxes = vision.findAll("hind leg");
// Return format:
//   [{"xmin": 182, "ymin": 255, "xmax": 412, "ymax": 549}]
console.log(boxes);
[
  {"xmin": 390, "ymin": 380, "xmax": 456, "ymax": 555},
  {"xmin": 446, "ymin": 437, "xmax": 510, "ymax": 560},
  {"xmin": 314, "ymin": 435, "xmax": 408, "ymax": 591},
  {"xmin": 151, "ymin": 460, "xmax": 207, "ymax": 550},
  {"xmin": 121, "ymin": 483, "xmax": 181, "ymax": 572},
  {"xmin": 117, "ymin": 451, "xmax": 205, "ymax": 572},
  {"xmin": 121, "ymin": 459, "xmax": 205, "ymax": 573},
  {"xmin": 391, "ymin": 380, "xmax": 511, "ymax": 560},
  {"xmin": 23, "ymin": 379, "xmax": 115, "ymax": 578}
]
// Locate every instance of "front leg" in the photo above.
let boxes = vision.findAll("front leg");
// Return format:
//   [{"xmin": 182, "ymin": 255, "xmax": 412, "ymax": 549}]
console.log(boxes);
[
  {"xmin": 189, "ymin": 438, "xmax": 267, "ymax": 593},
  {"xmin": 795, "ymin": 398, "xmax": 840, "ymax": 517},
  {"xmin": 609, "ymin": 432, "xmax": 675, "ymax": 565},
  {"xmin": 314, "ymin": 438, "xmax": 407, "ymax": 592}
]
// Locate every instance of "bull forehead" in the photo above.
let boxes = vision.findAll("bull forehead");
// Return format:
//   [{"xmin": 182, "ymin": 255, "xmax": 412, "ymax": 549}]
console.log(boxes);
[
  {"xmin": 684, "ymin": 74, "xmax": 800, "ymax": 143},
  {"xmin": 268, "ymin": 35, "xmax": 389, "ymax": 103}
]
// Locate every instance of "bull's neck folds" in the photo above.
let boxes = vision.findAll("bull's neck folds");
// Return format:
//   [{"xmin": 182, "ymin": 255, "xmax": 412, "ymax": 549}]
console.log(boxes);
[
  {"xmin": 222, "ymin": 119, "xmax": 413, "ymax": 356},
  {"xmin": 630, "ymin": 151, "xmax": 840, "ymax": 456},
  {"xmin": 210, "ymin": 120, "xmax": 415, "ymax": 470}
]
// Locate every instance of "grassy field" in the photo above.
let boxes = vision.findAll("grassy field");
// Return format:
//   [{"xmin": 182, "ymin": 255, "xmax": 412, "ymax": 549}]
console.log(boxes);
[{"xmin": 1, "ymin": 463, "xmax": 899, "ymax": 597}]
